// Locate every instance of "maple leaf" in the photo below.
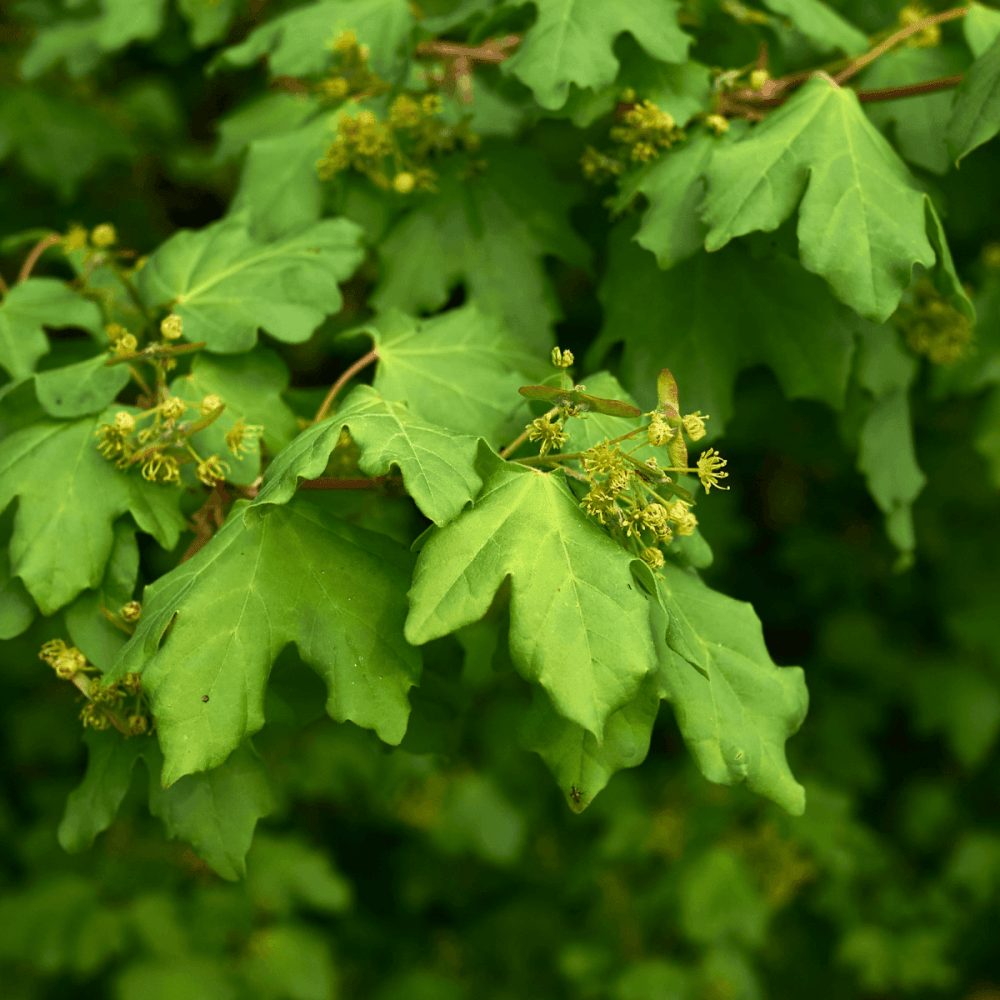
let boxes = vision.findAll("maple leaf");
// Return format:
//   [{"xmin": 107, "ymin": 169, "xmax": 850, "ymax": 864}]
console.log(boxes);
[
  {"xmin": 105, "ymin": 494, "xmax": 420, "ymax": 785},
  {"xmin": 503, "ymin": 0, "xmax": 690, "ymax": 110},
  {"xmin": 405, "ymin": 447, "xmax": 657, "ymax": 738},
  {"xmin": 137, "ymin": 215, "xmax": 365, "ymax": 352}
]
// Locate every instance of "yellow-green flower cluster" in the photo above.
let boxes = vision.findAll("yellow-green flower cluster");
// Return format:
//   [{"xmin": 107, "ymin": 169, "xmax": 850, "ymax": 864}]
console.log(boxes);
[
  {"xmin": 317, "ymin": 91, "xmax": 480, "ymax": 192},
  {"xmin": 40, "ymin": 639, "xmax": 152, "ymax": 736},
  {"xmin": 899, "ymin": 3, "xmax": 940, "ymax": 47},
  {"xmin": 610, "ymin": 100, "xmax": 683, "ymax": 162},
  {"xmin": 317, "ymin": 30, "xmax": 390, "ymax": 103},
  {"xmin": 894, "ymin": 278, "xmax": 973, "ymax": 365}
]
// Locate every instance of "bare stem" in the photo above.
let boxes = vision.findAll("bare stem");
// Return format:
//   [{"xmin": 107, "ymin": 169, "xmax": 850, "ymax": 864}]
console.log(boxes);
[
  {"xmin": 856, "ymin": 73, "xmax": 964, "ymax": 102},
  {"xmin": 415, "ymin": 35, "xmax": 520, "ymax": 64},
  {"xmin": 834, "ymin": 7, "xmax": 969, "ymax": 85},
  {"xmin": 314, "ymin": 347, "xmax": 379, "ymax": 423},
  {"xmin": 17, "ymin": 233, "xmax": 61, "ymax": 283}
]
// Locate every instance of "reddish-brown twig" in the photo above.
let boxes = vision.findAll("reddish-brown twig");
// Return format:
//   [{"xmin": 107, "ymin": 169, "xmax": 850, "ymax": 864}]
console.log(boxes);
[
  {"xmin": 314, "ymin": 347, "xmax": 379, "ymax": 422},
  {"xmin": 17, "ymin": 233, "xmax": 61, "ymax": 283}
]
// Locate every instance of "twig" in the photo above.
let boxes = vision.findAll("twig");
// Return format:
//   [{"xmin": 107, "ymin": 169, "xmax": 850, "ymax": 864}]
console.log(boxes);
[
  {"xmin": 415, "ymin": 35, "xmax": 520, "ymax": 65},
  {"xmin": 834, "ymin": 7, "xmax": 969, "ymax": 85},
  {"xmin": 17, "ymin": 233, "xmax": 61, "ymax": 283},
  {"xmin": 499, "ymin": 405, "xmax": 558, "ymax": 459},
  {"xmin": 299, "ymin": 476, "xmax": 403, "ymax": 490},
  {"xmin": 314, "ymin": 347, "xmax": 379, "ymax": 422},
  {"xmin": 856, "ymin": 73, "xmax": 964, "ymax": 102},
  {"xmin": 105, "ymin": 341, "xmax": 207, "ymax": 366}
]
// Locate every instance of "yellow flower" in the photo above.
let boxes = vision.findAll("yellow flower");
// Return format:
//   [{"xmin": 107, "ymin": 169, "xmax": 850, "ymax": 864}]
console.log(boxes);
[
  {"xmin": 682, "ymin": 412, "xmax": 709, "ymax": 441},
  {"xmin": 582, "ymin": 484, "xmax": 621, "ymax": 525},
  {"xmin": 195, "ymin": 454, "xmax": 231, "ymax": 486},
  {"xmin": 393, "ymin": 171, "xmax": 416, "ymax": 194},
  {"xmin": 696, "ymin": 448, "xmax": 730, "ymax": 492},
  {"xmin": 551, "ymin": 346, "xmax": 574, "ymax": 368},
  {"xmin": 114, "ymin": 411, "xmax": 136, "ymax": 435},
  {"xmin": 526, "ymin": 413, "xmax": 568, "ymax": 456},
  {"xmin": 160, "ymin": 314, "xmax": 183, "ymax": 340},
  {"xmin": 225, "ymin": 418, "xmax": 264, "ymax": 456},
  {"xmin": 647, "ymin": 414, "xmax": 673, "ymax": 447},
  {"xmin": 114, "ymin": 334, "xmax": 138, "ymax": 358},
  {"xmin": 159, "ymin": 397, "xmax": 187, "ymax": 421},
  {"xmin": 705, "ymin": 114, "xmax": 729, "ymax": 136},
  {"xmin": 105, "ymin": 322, "xmax": 128, "ymax": 343},
  {"xmin": 120, "ymin": 601, "xmax": 142, "ymax": 623},
  {"xmin": 200, "ymin": 394, "xmax": 224, "ymax": 416},
  {"xmin": 90, "ymin": 223, "xmax": 117, "ymax": 248},
  {"xmin": 63, "ymin": 225, "xmax": 89, "ymax": 252},
  {"xmin": 141, "ymin": 453, "xmax": 181, "ymax": 484},
  {"xmin": 641, "ymin": 546, "xmax": 665, "ymax": 569}
]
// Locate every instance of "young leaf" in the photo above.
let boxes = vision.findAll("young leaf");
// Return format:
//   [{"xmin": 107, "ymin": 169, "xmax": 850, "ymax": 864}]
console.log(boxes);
[
  {"xmin": 520, "ymin": 679, "xmax": 660, "ymax": 812},
  {"xmin": 0, "ymin": 409, "xmax": 185, "ymax": 614},
  {"xmin": 946, "ymin": 34, "xmax": 1000, "ymax": 165},
  {"xmin": 373, "ymin": 145, "xmax": 590, "ymax": 353},
  {"xmin": 177, "ymin": 0, "xmax": 239, "ymax": 47},
  {"xmin": 170, "ymin": 348, "xmax": 300, "ymax": 487},
  {"xmin": 105, "ymin": 495, "xmax": 420, "ymax": 785},
  {"xmin": 702, "ymin": 75, "xmax": 939, "ymax": 321},
  {"xmin": 219, "ymin": 0, "xmax": 414, "ymax": 77},
  {"xmin": 145, "ymin": 739, "xmax": 274, "ymax": 881},
  {"xmin": 0, "ymin": 278, "xmax": 102, "ymax": 380},
  {"xmin": 517, "ymin": 384, "xmax": 642, "ymax": 418},
  {"xmin": 406, "ymin": 448, "xmax": 658, "ymax": 738},
  {"xmin": 641, "ymin": 562, "xmax": 808, "ymax": 815},
  {"xmin": 964, "ymin": 0, "xmax": 1000, "ymax": 57},
  {"xmin": 34, "ymin": 352, "xmax": 129, "ymax": 419},
  {"xmin": 591, "ymin": 224, "xmax": 858, "ymax": 424},
  {"xmin": 0, "ymin": 547, "xmax": 35, "ymax": 639},
  {"xmin": 502, "ymin": 0, "xmax": 690, "ymax": 110},
  {"xmin": 137, "ymin": 216, "xmax": 365, "ymax": 352},
  {"xmin": 762, "ymin": 0, "xmax": 867, "ymax": 55},
  {"xmin": 370, "ymin": 303, "xmax": 540, "ymax": 444},
  {"xmin": 64, "ymin": 518, "xmax": 138, "ymax": 670},
  {"xmin": 247, "ymin": 384, "xmax": 483, "ymax": 527}
]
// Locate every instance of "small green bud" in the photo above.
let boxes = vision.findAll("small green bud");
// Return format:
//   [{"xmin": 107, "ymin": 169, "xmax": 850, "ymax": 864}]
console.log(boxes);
[
  {"xmin": 393, "ymin": 172, "xmax": 416, "ymax": 194},
  {"xmin": 90, "ymin": 223, "xmax": 117, "ymax": 248},
  {"xmin": 120, "ymin": 601, "xmax": 142, "ymax": 623}
]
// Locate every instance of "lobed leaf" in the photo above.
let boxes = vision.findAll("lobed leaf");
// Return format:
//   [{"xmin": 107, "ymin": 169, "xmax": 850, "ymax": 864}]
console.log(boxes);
[
  {"xmin": 137, "ymin": 215, "xmax": 365, "ymax": 353},
  {"xmin": 406, "ymin": 447, "xmax": 658, "ymax": 738},
  {"xmin": 106, "ymin": 495, "xmax": 420, "ymax": 785},
  {"xmin": 247, "ymin": 384, "xmax": 482, "ymax": 527},
  {"xmin": 946, "ymin": 33, "xmax": 1000, "ymax": 165}
]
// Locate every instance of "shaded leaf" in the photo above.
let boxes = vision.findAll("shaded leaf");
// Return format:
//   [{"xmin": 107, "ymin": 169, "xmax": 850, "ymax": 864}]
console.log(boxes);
[
  {"xmin": 946, "ymin": 33, "xmax": 1000, "ymax": 164},
  {"xmin": 35, "ymin": 352, "xmax": 129, "ymax": 418},
  {"xmin": 178, "ymin": 0, "xmax": 240, "ymax": 47},
  {"xmin": 762, "ymin": 0, "xmax": 867, "ymax": 55},
  {"xmin": 106, "ymin": 495, "xmax": 420, "ymax": 784}
]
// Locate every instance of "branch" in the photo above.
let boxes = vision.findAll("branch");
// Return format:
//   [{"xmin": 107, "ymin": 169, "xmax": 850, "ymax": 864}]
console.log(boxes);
[
  {"xmin": 313, "ymin": 346, "xmax": 379, "ymax": 422},
  {"xmin": 414, "ymin": 35, "xmax": 520, "ymax": 65},
  {"xmin": 856, "ymin": 73, "xmax": 964, "ymax": 102},
  {"xmin": 299, "ymin": 476, "xmax": 403, "ymax": 490},
  {"xmin": 17, "ymin": 233, "xmax": 61, "ymax": 283},
  {"xmin": 834, "ymin": 7, "xmax": 969, "ymax": 85}
]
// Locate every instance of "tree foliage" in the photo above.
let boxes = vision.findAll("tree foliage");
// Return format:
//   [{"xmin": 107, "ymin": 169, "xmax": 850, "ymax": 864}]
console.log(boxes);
[{"xmin": 1, "ymin": 0, "xmax": 1000, "ymax": 997}]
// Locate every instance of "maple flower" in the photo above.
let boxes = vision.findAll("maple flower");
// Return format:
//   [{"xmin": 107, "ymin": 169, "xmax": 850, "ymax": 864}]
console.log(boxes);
[
  {"xmin": 697, "ymin": 448, "xmax": 730, "ymax": 492},
  {"xmin": 160, "ymin": 314, "xmax": 183, "ymax": 340},
  {"xmin": 63, "ymin": 225, "xmax": 89, "ymax": 251},
  {"xmin": 225, "ymin": 418, "xmax": 264, "ymax": 456},
  {"xmin": 159, "ymin": 397, "xmax": 187, "ymax": 421},
  {"xmin": 39, "ymin": 639, "xmax": 87, "ymax": 679},
  {"xmin": 129, "ymin": 714, "xmax": 150, "ymax": 735},
  {"xmin": 705, "ymin": 113, "xmax": 729, "ymax": 135},
  {"xmin": 641, "ymin": 502, "xmax": 670, "ymax": 533},
  {"xmin": 393, "ymin": 172, "xmax": 416, "ymax": 194},
  {"xmin": 320, "ymin": 76, "xmax": 350, "ymax": 100},
  {"xmin": 114, "ymin": 411, "xmax": 136, "ymax": 435},
  {"xmin": 195, "ymin": 454, "xmax": 231, "ymax": 486},
  {"xmin": 551, "ymin": 346, "xmax": 574, "ymax": 368},
  {"xmin": 120, "ymin": 601, "xmax": 142, "ymax": 623},
  {"xmin": 105, "ymin": 322, "xmax": 128, "ymax": 343},
  {"xmin": 80, "ymin": 704, "xmax": 111, "ymax": 730},
  {"xmin": 114, "ymin": 334, "xmax": 138, "ymax": 358},
  {"xmin": 142, "ymin": 453, "xmax": 181, "ymax": 484},
  {"xmin": 200, "ymin": 394, "xmax": 223, "ymax": 416},
  {"xmin": 90, "ymin": 223, "xmax": 117, "ymax": 248},
  {"xmin": 641, "ymin": 546, "xmax": 665, "ymax": 569},
  {"xmin": 682, "ymin": 412, "xmax": 709, "ymax": 441},
  {"xmin": 583, "ymin": 441, "xmax": 623, "ymax": 478},
  {"xmin": 527, "ymin": 413, "xmax": 568, "ymax": 456},
  {"xmin": 95, "ymin": 421, "xmax": 133, "ymax": 462},
  {"xmin": 581, "ymin": 484, "xmax": 621, "ymax": 525},
  {"xmin": 647, "ymin": 413, "xmax": 673, "ymax": 447}
]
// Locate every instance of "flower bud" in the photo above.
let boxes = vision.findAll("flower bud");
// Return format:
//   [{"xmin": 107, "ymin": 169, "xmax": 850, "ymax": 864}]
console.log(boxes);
[
  {"xmin": 749, "ymin": 69, "xmax": 769, "ymax": 91},
  {"xmin": 159, "ymin": 397, "xmax": 187, "ymax": 421},
  {"xmin": 641, "ymin": 547, "xmax": 665, "ymax": 569},
  {"xmin": 90, "ymin": 223, "xmax": 117, "ymax": 248},
  {"xmin": 200, "ymin": 394, "xmax": 223, "ymax": 416},
  {"xmin": 114, "ymin": 411, "xmax": 136, "ymax": 435},
  {"xmin": 160, "ymin": 314, "xmax": 183, "ymax": 340},
  {"xmin": 705, "ymin": 114, "xmax": 729, "ymax": 135},
  {"xmin": 393, "ymin": 172, "xmax": 416, "ymax": 194},
  {"xmin": 114, "ymin": 334, "xmax": 138, "ymax": 357},
  {"xmin": 120, "ymin": 601, "xmax": 142, "ymax": 623},
  {"xmin": 105, "ymin": 322, "xmax": 128, "ymax": 343}
]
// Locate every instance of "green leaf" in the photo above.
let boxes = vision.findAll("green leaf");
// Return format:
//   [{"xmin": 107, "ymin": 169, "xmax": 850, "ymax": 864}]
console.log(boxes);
[
  {"xmin": 0, "ymin": 546, "xmax": 36, "ymax": 639},
  {"xmin": 641, "ymin": 561, "xmax": 809, "ymax": 815},
  {"xmin": 58, "ymin": 728, "xmax": 146, "ymax": 853},
  {"xmin": 34, "ymin": 352, "xmax": 130, "ymax": 419},
  {"xmin": 679, "ymin": 848, "xmax": 769, "ymax": 945},
  {"xmin": 214, "ymin": 93, "xmax": 322, "ymax": 163},
  {"xmin": 248, "ymin": 384, "xmax": 482, "ymax": 527},
  {"xmin": 975, "ymin": 383, "xmax": 1000, "ymax": 488},
  {"xmin": 227, "ymin": 116, "xmax": 331, "ymax": 241},
  {"xmin": 20, "ymin": 0, "xmax": 167, "ymax": 80},
  {"xmin": 702, "ymin": 76, "xmax": 939, "ymax": 321},
  {"xmin": 946, "ymin": 33, "xmax": 1000, "ymax": 165},
  {"xmin": 0, "ymin": 278, "xmax": 102, "ymax": 380},
  {"xmin": 860, "ymin": 47, "xmax": 970, "ymax": 175},
  {"xmin": 219, "ymin": 0, "xmax": 414, "ymax": 77},
  {"xmin": 370, "ymin": 303, "xmax": 540, "ymax": 445},
  {"xmin": 146, "ymin": 740, "xmax": 274, "ymax": 881},
  {"xmin": 517, "ymin": 384, "xmax": 643, "ymax": 418},
  {"xmin": 502, "ymin": 0, "xmax": 690, "ymax": 110},
  {"xmin": 238, "ymin": 925, "xmax": 337, "ymax": 1000},
  {"xmin": 0, "ymin": 409, "xmax": 184, "ymax": 615},
  {"xmin": 247, "ymin": 834, "xmax": 353, "ymax": 915},
  {"xmin": 64, "ymin": 518, "xmax": 138, "ymax": 670},
  {"xmin": 373, "ymin": 144, "xmax": 590, "ymax": 354},
  {"xmin": 170, "ymin": 348, "xmax": 300, "ymax": 487},
  {"xmin": 965, "ymin": 1, "xmax": 1000, "ymax": 57},
  {"xmin": 137, "ymin": 216, "xmax": 365, "ymax": 353},
  {"xmin": 520, "ymin": 678, "xmax": 660, "ymax": 812},
  {"xmin": 0, "ymin": 87, "xmax": 134, "ymax": 198},
  {"xmin": 591, "ymin": 225, "xmax": 859, "ymax": 426},
  {"xmin": 106, "ymin": 495, "xmax": 420, "ymax": 784},
  {"xmin": 625, "ymin": 130, "xmax": 718, "ymax": 270},
  {"xmin": 762, "ymin": 0, "xmax": 868, "ymax": 55},
  {"xmin": 855, "ymin": 325, "xmax": 924, "ymax": 556},
  {"xmin": 178, "ymin": 0, "xmax": 239, "ymax": 47},
  {"xmin": 117, "ymin": 957, "xmax": 237, "ymax": 1000},
  {"xmin": 406, "ymin": 448, "xmax": 657, "ymax": 738}
]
